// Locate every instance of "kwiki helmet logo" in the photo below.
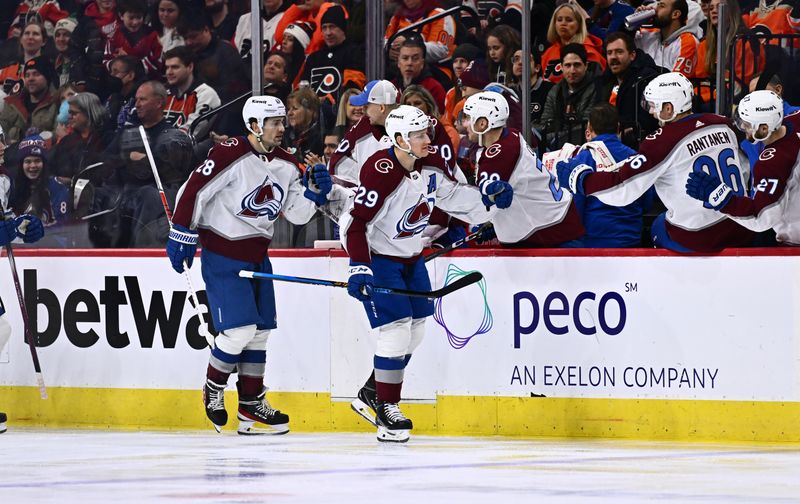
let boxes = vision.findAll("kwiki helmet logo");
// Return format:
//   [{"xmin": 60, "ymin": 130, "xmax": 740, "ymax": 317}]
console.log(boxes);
[
  {"xmin": 433, "ymin": 264, "xmax": 492, "ymax": 349},
  {"xmin": 238, "ymin": 178, "xmax": 285, "ymax": 220}
]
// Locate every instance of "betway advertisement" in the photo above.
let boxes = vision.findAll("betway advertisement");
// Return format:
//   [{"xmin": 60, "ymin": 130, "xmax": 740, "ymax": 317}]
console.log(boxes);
[{"xmin": 1, "ymin": 252, "xmax": 798, "ymax": 402}]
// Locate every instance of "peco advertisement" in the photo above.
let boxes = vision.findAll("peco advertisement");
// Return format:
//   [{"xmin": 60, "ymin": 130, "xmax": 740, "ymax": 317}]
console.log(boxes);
[{"xmin": 1, "ymin": 251, "xmax": 798, "ymax": 402}]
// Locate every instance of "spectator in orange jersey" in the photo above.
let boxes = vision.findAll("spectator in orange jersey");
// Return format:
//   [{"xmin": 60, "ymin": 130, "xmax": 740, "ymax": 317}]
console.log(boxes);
[
  {"xmin": 385, "ymin": 0, "xmax": 456, "ymax": 77},
  {"xmin": 485, "ymin": 24, "xmax": 520, "ymax": 86},
  {"xmin": 0, "ymin": 20, "xmax": 49, "ymax": 97},
  {"xmin": 695, "ymin": 0, "xmax": 761, "ymax": 107},
  {"xmin": 541, "ymin": 3, "xmax": 606, "ymax": 84},
  {"xmin": 274, "ymin": 0, "xmax": 343, "ymax": 56}
]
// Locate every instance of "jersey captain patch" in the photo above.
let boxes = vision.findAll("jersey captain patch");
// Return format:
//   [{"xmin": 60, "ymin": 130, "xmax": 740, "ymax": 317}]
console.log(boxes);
[
  {"xmin": 238, "ymin": 178, "xmax": 285, "ymax": 220},
  {"xmin": 394, "ymin": 194, "xmax": 433, "ymax": 239}
]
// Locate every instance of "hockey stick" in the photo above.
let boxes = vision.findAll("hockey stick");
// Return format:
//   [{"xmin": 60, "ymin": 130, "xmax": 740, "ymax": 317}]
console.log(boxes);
[
  {"xmin": 138, "ymin": 126, "xmax": 213, "ymax": 348},
  {"xmin": 424, "ymin": 223, "xmax": 493, "ymax": 263},
  {"xmin": 0, "ymin": 214, "xmax": 46, "ymax": 399},
  {"xmin": 239, "ymin": 270, "xmax": 482, "ymax": 299}
]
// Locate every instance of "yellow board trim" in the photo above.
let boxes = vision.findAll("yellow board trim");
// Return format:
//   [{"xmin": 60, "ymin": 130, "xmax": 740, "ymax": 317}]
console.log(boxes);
[{"xmin": 3, "ymin": 386, "xmax": 800, "ymax": 442}]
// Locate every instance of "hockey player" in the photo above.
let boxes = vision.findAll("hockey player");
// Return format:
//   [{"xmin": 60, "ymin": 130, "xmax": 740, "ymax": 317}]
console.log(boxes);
[
  {"xmin": 0, "ymin": 202, "xmax": 45, "ymax": 433},
  {"xmin": 464, "ymin": 90, "xmax": 584, "ymax": 247},
  {"xmin": 556, "ymin": 72, "xmax": 754, "ymax": 252},
  {"xmin": 166, "ymin": 95, "xmax": 336, "ymax": 435},
  {"xmin": 686, "ymin": 90, "xmax": 800, "ymax": 245},
  {"xmin": 328, "ymin": 80, "xmax": 400, "ymax": 186},
  {"xmin": 342, "ymin": 105, "xmax": 513, "ymax": 443}
]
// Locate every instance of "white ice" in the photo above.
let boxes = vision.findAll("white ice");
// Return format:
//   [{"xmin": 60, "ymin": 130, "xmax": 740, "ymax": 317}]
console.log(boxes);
[{"xmin": 1, "ymin": 430, "xmax": 799, "ymax": 503}]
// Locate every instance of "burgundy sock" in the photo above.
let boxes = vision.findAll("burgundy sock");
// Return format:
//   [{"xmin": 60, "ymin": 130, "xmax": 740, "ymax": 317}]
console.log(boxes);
[{"xmin": 206, "ymin": 364, "xmax": 230, "ymax": 386}]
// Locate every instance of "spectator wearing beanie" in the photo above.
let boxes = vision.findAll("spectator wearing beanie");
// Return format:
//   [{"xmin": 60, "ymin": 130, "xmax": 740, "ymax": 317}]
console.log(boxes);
[
  {"xmin": 274, "ymin": 1, "xmax": 344, "ymax": 56},
  {"xmin": 300, "ymin": 5, "xmax": 365, "ymax": 104},
  {"xmin": 0, "ymin": 57, "xmax": 59, "ymax": 145},
  {"xmin": 53, "ymin": 17, "xmax": 90, "ymax": 89},
  {"xmin": 12, "ymin": 134, "xmax": 71, "ymax": 227},
  {"xmin": 444, "ymin": 43, "xmax": 483, "ymax": 128},
  {"xmin": 279, "ymin": 21, "xmax": 315, "ymax": 86}
]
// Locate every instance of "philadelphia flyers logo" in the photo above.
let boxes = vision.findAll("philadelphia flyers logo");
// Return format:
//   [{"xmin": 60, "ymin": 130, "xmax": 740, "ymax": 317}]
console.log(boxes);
[
  {"xmin": 238, "ymin": 178, "xmax": 285, "ymax": 220},
  {"xmin": 394, "ymin": 194, "xmax": 433, "ymax": 239},
  {"xmin": 544, "ymin": 61, "xmax": 562, "ymax": 80},
  {"xmin": 310, "ymin": 66, "xmax": 342, "ymax": 95}
]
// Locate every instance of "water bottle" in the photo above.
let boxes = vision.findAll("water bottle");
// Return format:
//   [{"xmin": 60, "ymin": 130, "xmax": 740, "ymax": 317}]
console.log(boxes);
[{"xmin": 624, "ymin": 10, "xmax": 656, "ymax": 30}]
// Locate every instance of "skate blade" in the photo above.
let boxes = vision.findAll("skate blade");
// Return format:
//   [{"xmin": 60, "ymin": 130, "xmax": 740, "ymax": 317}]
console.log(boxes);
[
  {"xmin": 237, "ymin": 420, "xmax": 290, "ymax": 435},
  {"xmin": 0, "ymin": 422, "xmax": 6, "ymax": 434},
  {"xmin": 350, "ymin": 398, "xmax": 377, "ymax": 427},
  {"xmin": 377, "ymin": 426, "xmax": 410, "ymax": 443},
  {"xmin": 211, "ymin": 422, "xmax": 223, "ymax": 433}
]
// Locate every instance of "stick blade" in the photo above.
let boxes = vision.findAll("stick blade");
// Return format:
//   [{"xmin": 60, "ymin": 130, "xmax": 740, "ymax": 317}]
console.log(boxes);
[{"xmin": 435, "ymin": 271, "xmax": 483, "ymax": 297}]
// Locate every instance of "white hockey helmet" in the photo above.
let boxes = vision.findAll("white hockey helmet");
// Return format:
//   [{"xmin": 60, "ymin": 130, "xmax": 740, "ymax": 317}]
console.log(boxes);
[
  {"xmin": 384, "ymin": 104, "xmax": 431, "ymax": 156},
  {"xmin": 463, "ymin": 90, "xmax": 509, "ymax": 133},
  {"xmin": 642, "ymin": 72, "xmax": 694, "ymax": 125},
  {"xmin": 735, "ymin": 90, "xmax": 784, "ymax": 142},
  {"xmin": 243, "ymin": 95, "xmax": 286, "ymax": 136}
]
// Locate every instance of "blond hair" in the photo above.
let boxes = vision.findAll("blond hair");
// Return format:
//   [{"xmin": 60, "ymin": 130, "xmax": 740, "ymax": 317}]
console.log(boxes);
[{"xmin": 546, "ymin": 4, "xmax": 587, "ymax": 45}]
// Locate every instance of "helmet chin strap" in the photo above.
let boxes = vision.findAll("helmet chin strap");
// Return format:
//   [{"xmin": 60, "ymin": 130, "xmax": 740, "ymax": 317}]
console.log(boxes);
[{"xmin": 397, "ymin": 135, "xmax": 422, "ymax": 159}]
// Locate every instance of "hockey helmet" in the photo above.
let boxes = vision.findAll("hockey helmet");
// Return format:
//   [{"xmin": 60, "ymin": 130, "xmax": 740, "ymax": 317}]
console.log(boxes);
[
  {"xmin": 463, "ymin": 90, "xmax": 509, "ymax": 134},
  {"xmin": 642, "ymin": 72, "xmax": 693, "ymax": 125},
  {"xmin": 243, "ymin": 95, "xmax": 286, "ymax": 136},
  {"xmin": 384, "ymin": 105, "xmax": 432, "ymax": 156},
  {"xmin": 735, "ymin": 90, "xmax": 784, "ymax": 142}
]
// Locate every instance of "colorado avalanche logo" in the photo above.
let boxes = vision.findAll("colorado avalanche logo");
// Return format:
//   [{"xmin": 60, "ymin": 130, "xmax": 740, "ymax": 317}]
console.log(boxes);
[
  {"xmin": 395, "ymin": 195, "xmax": 433, "ymax": 239},
  {"xmin": 238, "ymin": 178, "xmax": 285, "ymax": 220}
]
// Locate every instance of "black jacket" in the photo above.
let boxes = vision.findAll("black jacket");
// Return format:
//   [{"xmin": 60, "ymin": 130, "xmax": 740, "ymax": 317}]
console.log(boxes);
[{"xmin": 594, "ymin": 51, "xmax": 661, "ymax": 149}]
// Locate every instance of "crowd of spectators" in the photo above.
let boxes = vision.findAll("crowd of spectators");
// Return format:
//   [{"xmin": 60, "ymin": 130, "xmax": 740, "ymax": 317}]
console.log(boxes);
[{"xmin": 0, "ymin": 0, "xmax": 798, "ymax": 249}]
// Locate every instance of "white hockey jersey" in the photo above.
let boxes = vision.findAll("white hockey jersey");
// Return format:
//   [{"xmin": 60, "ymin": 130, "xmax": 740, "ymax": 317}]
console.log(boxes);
[
  {"xmin": 582, "ymin": 113, "xmax": 754, "ymax": 251},
  {"xmin": 340, "ymin": 148, "xmax": 496, "ymax": 263},
  {"xmin": 475, "ymin": 128, "xmax": 583, "ymax": 245},
  {"xmin": 327, "ymin": 117, "xmax": 392, "ymax": 187},
  {"xmin": 173, "ymin": 137, "xmax": 317, "ymax": 262},
  {"xmin": 721, "ymin": 125, "xmax": 800, "ymax": 245}
]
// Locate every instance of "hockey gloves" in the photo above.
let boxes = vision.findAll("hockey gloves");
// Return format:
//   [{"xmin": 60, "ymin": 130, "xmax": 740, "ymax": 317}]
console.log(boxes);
[
  {"xmin": 167, "ymin": 224, "xmax": 198, "ymax": 273},
  {"xmin": 686, "ymin": 171, "xmax": 732, "ymax": 210},
  {"xmin": 471, "ymin": 224, "xmax": 497, "ymax": 245},
  {"xmin": 347, "ymin": 263, "xmax": 374, "ymax": 301},
  {"xmin": 303, "ymin": 164, "xmax": 333, "ymax": 206},
  {"xmin": 0, "ymin": 214, "xmax": 44, "ymax": 246},
  {"xmin": 480, "ymin": 180, "xmax": 513, "ymax": 209},
  {"xmin": 556, "ymin": 160, "xmax": 593, "ymax": 195}
]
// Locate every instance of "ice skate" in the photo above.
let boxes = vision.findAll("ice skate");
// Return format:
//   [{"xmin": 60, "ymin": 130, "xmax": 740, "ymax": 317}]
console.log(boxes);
[
  {"xmin": 375, "ymin": 401, "xmax": 412, "ymax": 443},
  {"xmin": 237, "ymin": 389, "xmax": 289, "ymax": 435},
  {"xmin": 350, "ymin": 385, "xmax": 378, "ymax": 427},
  {"xmin": 203, "ymin": 379, "xmax": 227, "ymax": 433},
  {"xmin": 0, "ymin": 412, "xmax": 7, "ymax": 434}
]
